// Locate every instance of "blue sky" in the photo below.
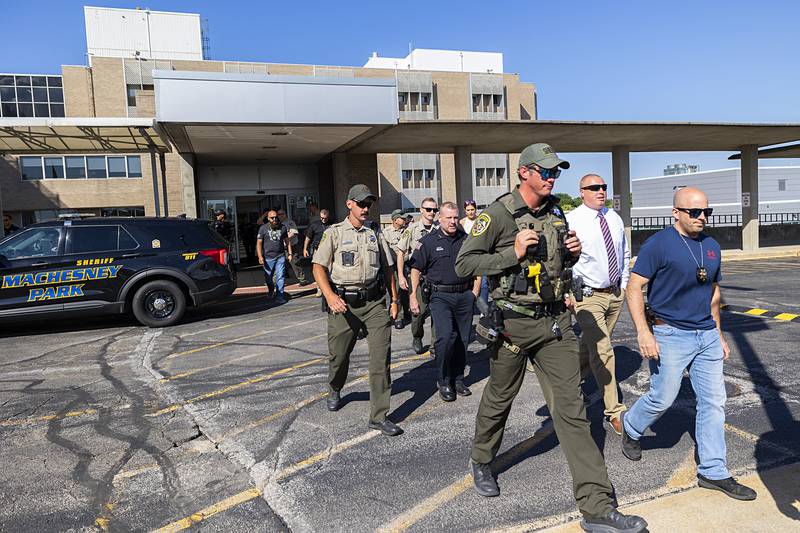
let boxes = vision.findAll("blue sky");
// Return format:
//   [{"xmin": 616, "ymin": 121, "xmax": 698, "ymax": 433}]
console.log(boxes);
[{"xmin": 2, "ymin": 1, "xmax": 799, "ymax": 195}]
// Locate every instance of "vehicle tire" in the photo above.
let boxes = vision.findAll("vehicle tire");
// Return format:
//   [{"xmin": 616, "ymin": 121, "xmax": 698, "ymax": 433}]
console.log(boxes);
[{"xmin": 131, "ymin": 279, "xmax": 186, "ymax": 328}]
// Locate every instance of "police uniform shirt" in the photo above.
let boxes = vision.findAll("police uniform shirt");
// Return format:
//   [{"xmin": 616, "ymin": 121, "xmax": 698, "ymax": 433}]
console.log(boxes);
[
  {"xmin": 257, "ymin": 223, "xmax": 289, "ymax": 259},
  {"xmin": 306, "ymin": 218, "xmax": 331, "ymax": 250},
  {"xmin": 313, "ymin": 217, "xmax": 394, "ymax": 288},
  {"xmin": 382, "ymin": 226, "xmax": 405, "ymax": 263},
  {"xmin": 410, "ymin": 228, "xmax": 472, "ymax": 286},
  {"xmin": 394, "ymin": 220, "xmax": 439, "ymax": 259}
]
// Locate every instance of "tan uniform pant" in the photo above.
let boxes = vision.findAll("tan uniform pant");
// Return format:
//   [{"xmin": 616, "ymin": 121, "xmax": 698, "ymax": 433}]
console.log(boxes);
[
  {"xmin": 574, "ymin": 289, "xmax": 627, "ymax": 421},
  {"xmin": 327, "ymin": 296, "xmax": 392, "ymax": 424}
]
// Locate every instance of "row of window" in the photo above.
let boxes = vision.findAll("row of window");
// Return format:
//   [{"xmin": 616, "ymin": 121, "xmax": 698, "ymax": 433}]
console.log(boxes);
[
  {"xmin": 20, "ymin": 156, "xmax": 143, "ymax": 180},
  {"xmin": 401, "ymin": 169, "xmax": 437, "ymax": 190},
  {"xmin": 475, "ymin": 167, "xmax": 507, "ymax": 187},
  {"xmin": 472, "ymin": 93, "xmax": 504, "ymax": 114},
  {"xmin": 0, "ymin": 74, "xmax": 64, "ymax": 118},
  {"xmin": 398, "ymin": 92, "xmax": 432, "ymax": 113},
  {"xmin": 0, "ymin": 225, "xmax": 138, "ymax": 261}
]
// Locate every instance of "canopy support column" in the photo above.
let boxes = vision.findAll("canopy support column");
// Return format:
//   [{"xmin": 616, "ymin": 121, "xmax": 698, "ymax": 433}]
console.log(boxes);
[
  {"xmin": 612, "ymin": 146, "xmax": 632, "ymax": 247},
  {"xmin": 454, "ymin": 146, "xmax": 473, "ymax": 209},
  {"xmin": 740, "ymin": 144, "xmax": 759, "ymax": 251},
  {"xmin": 159, "ymin": 152, "xmax": 169, "ymax": 217},
  {"xmin": 148, "ymin": 146, "xmax": 161, "ymax": 218}
]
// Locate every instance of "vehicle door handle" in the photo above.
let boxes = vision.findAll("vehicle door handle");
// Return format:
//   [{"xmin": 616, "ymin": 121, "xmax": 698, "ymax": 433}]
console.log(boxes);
[
  {"xmin": 121, "ymin": 253, "xmax": 141, "ymax": 258},
  {"xmin": 31, "ymin": 262, "xmax": 49, "ymax": 267}
]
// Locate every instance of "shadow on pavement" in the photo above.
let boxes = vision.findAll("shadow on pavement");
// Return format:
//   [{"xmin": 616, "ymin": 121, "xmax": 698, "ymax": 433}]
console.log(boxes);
[{"xmin": 726, "ymin": 314, "xmax": 800, "ymax": 521}]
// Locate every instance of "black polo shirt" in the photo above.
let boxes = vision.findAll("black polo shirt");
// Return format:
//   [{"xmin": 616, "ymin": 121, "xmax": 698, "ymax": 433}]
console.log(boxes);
[{"xmin": 409, "ymin": 227, "xmax": 472, "ymax": 285}]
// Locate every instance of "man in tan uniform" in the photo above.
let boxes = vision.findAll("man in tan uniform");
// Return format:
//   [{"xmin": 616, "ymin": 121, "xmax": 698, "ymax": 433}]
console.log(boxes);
[
  {"xmin": 312, "ymin": 184, "xmax": 402, "ymax": 436},
  {"xmin": 383, "ymin": 209, "xmax": 410, "ymax": 329},
  {"xmin": 395, "ymin": 197, "xmax": 439, "ymax": 354}
]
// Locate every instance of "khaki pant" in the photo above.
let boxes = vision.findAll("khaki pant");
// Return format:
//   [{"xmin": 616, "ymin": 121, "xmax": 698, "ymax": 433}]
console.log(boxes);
[
  {"xmin": 327, "ymin": 296, "xmax": 392, "ymax": 424},
  {"xmin": 471, "ymin": 310, "xmax": 614, "ymax": 518},
  {"xmin": 575, "ymin": 290, "xmax": 627, "ymax": 421}
]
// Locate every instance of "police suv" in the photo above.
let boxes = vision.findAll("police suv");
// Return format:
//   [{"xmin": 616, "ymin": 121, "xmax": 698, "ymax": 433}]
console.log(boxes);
[{"xmin": 0, "ymin": 216, "xmax": 235, "ymax": 327}]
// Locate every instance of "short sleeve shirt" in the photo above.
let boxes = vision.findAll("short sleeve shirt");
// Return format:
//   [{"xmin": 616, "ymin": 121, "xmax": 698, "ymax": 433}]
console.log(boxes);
[
  {"xmin": 410, "ymin": 228, "xmax": 472, "ymax": 285},
  {"xmin": 312, "ymin": 218, "xmax": 395, "ymax": 288},
  {"xmin": 632, "ymin": 227, "xmax": 721, "ymax": 330},
  {"xmin": 395, "ymin": 221, "xmax": 438, "ymax": 260},
  {"xmin": 382, "ymin": 226, "xmax": 405, "ymax": 264},
  {"xmin": 257, "ymin": 224, "xmax": 288, "ymax": 259},
  {"xmin": 306, "ymin": 219, "xmax": 330, "ymax": 250}
]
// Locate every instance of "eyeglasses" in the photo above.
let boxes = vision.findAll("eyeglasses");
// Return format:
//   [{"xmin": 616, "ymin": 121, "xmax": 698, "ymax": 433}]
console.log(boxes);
[
  {"xmin": 421, "ymin": 206, "xmax": 439, "ymax": 213},
  {"xmin": 581, "ymin": 184, "xmax": 608, "ymax": 192},
  {"xmin": 528, "ymin": 165, "xmax": 561, "ymax": 180},
  {"xmin": 355, "ymin": 200, "xmax": 373, "ymax": 209},
  {"xmin": 675, "ymin": 207, "xmax": 713, "ymax": 218}
]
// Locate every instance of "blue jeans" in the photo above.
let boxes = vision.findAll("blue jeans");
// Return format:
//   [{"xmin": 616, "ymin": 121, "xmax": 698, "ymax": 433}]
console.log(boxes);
[
  {"xmin": 623, "ymin": 325, "xmax": 729, "ymax": 480},
  {"xmin": 263, "ymin": 255, "xmax": 286, "ymax": 296}
]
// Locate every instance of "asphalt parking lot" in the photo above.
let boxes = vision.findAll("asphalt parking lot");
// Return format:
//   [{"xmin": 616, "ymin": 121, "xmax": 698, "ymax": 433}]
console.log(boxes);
[{"xmin": 1, "ymin": 257, "xmax": 799, "ymax": 532}]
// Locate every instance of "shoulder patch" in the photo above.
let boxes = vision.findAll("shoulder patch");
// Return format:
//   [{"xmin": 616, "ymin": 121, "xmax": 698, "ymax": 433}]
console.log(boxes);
[{"xmin": 471, "ymin": 213, "xmax": 491, "ymax": 237}]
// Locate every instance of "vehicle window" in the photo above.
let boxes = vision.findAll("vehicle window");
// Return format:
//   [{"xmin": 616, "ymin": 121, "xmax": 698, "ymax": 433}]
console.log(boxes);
[
  {"xmin": 0, "ymin": 227, "xmax": 62, "ymax": 260},
  {"xmin": 66, "ymin": 226, "xmax": 138, "ymax": 254}
]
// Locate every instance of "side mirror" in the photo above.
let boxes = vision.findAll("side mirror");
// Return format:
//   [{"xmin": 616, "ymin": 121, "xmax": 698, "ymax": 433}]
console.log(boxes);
[{"xmin": 0, "ymin": 254, "xmax": 9, "ymax": 268}]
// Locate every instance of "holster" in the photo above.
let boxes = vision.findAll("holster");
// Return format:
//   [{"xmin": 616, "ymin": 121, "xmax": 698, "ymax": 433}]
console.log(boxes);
[
  {"xmin": 644, "ymin": 303, "xmax": 656, "ymax": 332},
  {"xmin": 421, "ymin": 280, "xmax": 432, "ymax": 304}
]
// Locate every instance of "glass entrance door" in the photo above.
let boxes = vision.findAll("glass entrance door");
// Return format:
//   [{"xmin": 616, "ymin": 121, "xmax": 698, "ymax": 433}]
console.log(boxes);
[{"xmin": 203, "ymin": 197, "xmax": 239, "ymax": 263}]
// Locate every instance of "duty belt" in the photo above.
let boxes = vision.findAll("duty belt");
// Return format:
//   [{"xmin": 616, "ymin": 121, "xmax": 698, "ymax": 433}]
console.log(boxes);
[
  {"xmin": 494, "ymin": 299, "xmax": 567, "ymax": 320},
  {"xmin": 431, "ymin": 281, "xmax": 472, "ymax": 293},
  {"xmin": 334, "ymin": 281, "xmax": 383, "ymax": 303}
]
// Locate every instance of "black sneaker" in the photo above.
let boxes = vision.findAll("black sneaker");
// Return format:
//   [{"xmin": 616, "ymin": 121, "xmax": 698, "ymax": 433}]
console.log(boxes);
[
  {"xmin": 581, "ymin": 509, "xmax": 647, "ymax": 533},
  {"xmin": 620, "ymin": 413, "xmax": 641, "ymax": 461},
  {"xmin": 697, "ymin": 474, "xmax": 757, "ymax": 501},
  {"xmin": 470, "ymin": 460, "xmax": 499, "ymax": 497}
]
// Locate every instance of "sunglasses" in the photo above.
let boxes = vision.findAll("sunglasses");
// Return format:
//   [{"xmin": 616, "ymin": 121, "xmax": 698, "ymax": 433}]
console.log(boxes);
[
  {"xmin": 675, "ymin": 207, "xmax": 713, "ymax": 218},
  {"xmin": 355, "ymin": 200, "xmax": 373, "ymax": 209},
  {"xmin": 529, "ymin": 165, "xmax": 561, "ymax": 180},
  {"xmin": 464, "ymin": 200, "xmax": 477, "ymax": 208},
  {"xmin": 268, "ymin": 216, "xmax": 279, "ymax": 220},
  {"xmin": 421, "ymin": 206, "xmax": 439, "ymax": 213},
  {"xmin": 581, "ymin": 184, "xmax": 608, "ymax": 192}
]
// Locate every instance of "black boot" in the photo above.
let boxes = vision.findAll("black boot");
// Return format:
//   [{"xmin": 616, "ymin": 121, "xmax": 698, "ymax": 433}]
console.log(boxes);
[
  {"xmin": 326, "ymin": 390, "xmax": 341, "ymax": 412},
  {"xmin": 580, "ymin": 509, "xmax": 648, "ymax": 533},
  {"xmin": 470, "ymin": 460, "xmax": 499, "ymax": 497},
  {"xmin": 620, "ymin": 413, "xmax": 642, "ymax": 461}
]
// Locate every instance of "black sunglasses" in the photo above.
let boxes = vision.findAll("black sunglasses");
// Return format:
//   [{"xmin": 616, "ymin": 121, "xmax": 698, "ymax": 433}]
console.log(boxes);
[
  {"xmin": 581, "ymin": 184, "xmax": 608, "ymax": 192},
  {"xmin": 528, "ymin": 165, "xmax": 561, "ymax": 180},
  {"xmin": 421, "ymin": 206, "xmax": 439, "ymax": 213},
  {"xmin": 675, "ymin": 207, "xmax": 713, "ymax": 218},
  {"xmin": 355, "ymin": 200, "xmax": 373, "ymax": 209}
]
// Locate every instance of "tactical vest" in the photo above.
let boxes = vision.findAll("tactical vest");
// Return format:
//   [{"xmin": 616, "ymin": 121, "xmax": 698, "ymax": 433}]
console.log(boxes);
[{"xmin": 493, "ymin": 194, "xmax": 572, "ymax": 306}]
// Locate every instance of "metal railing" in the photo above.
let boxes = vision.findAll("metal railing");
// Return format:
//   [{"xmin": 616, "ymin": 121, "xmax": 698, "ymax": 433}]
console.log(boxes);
[{"xmin": 631, "ymin": 212, "xmax": 800, "ymax": 230}]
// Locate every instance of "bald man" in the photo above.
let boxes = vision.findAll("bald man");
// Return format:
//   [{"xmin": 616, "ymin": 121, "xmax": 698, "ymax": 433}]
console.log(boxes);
[
  {"xmin": 621, "ymin": 187, "xmax": 756, "ymax": 501},
  {"xmin": 567, "ymin": 174, "xmax": 630, "ymax": 435}
]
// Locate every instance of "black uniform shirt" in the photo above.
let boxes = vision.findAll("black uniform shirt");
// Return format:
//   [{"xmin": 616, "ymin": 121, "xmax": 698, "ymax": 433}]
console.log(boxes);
[
  {"xmin": 410, "ymin": 227, "xmax": 472, "ymax": 285},
  {"xmin": 306, "ymin": 218, "xmax": 331, "ymax": 250}
]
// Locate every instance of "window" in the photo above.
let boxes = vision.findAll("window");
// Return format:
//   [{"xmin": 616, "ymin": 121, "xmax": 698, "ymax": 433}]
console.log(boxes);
[
  {"xmin": 66, "ymin": 226, "xmax": 138, "ymax": 254},
  {"xmin": 0, "ymin": 227, "xmax": 62, "ymax": 260},
  {"xmin": 18, "ymin": 155, "xmax": 144, "ymax": 180},
  {"xmin": 20, "ymin": 157, "xmax": 43, "ymax": 180},
  {"xmin": 126, "ymin": 84, "xmax": 154, "ymax": 107},
  {"xmin": 402, "ymin": 169, "xmax": 412, "ymax": 189},
  {"xmin": 475, "ymin": 168, "xmax": 485, "ymax": 187},
  {"xmin": 87, "ymin": 156, "xmax": 107, "ymax": 178},
  {"xmin": 778, "ymin": 179, "xmax": 786, "ymax": 192},
  {"xmin": 0, "ymin": 73, "xmax": 64, "ymax": 118},
  {"xmin": 43, "ymin": 157, "xmax": 64, "ymax": 179},
  {"xmin": 475, "ymin": 167, "xmax": 507, "ymax": 187},
  {"xmin": 127, "ymin": 156, "xmax": 142, "ymax": 178},
  {"xmin": 101, "ymin": 207, "xmax": 146, "ymax": 217},
  {"xmin": 398, "ymin": 91, "xmax": 433, "ymax": 114},
  {"xmin": 65, "ymin": 156, "xmax": 86, "ymax": 179},
  {"xmin": 107, "ymin": 157, "xmax": 126, "ymax": 178}
]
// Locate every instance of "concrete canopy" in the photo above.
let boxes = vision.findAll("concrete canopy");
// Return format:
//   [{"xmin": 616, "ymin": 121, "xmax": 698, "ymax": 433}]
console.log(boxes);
[
  {"xmin": 729, "ymin": 143, "xmax": 800, "ymax": 160},
  {"xmin": 347, "ymin": 120, "xmax": 800, "ymax": 154},
  {"xmin": 0, "ymin": 118, "xmax": 169, "ymax": 154}
]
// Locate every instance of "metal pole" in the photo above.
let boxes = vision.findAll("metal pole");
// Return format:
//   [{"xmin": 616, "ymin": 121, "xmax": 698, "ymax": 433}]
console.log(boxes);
[
  {"xmin": 159, "ymin": 152, "xmax": 169, "ymax": 217},
  {"xmin": 149, "ymin": 146, "xmax": 161, "ymax": 217}
]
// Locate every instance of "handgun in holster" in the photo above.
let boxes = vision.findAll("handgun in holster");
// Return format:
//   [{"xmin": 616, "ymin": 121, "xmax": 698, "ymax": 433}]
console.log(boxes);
[
  {"xmin": 421, "ymin": 280, "xmax": 432, "ymax": 304},
  {"xmin": 475, "ymin": 297, "xmax": 503, "ymax": 346},
  {"xmin": 570, "ymin": 273, "xmax": 584, "ymax": 302},
  {"xmin": 644, "ymin": 303, "xmax": 656, "ymax": 332}
]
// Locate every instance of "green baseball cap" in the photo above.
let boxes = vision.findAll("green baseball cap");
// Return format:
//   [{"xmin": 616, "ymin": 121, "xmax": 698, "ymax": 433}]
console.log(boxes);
[
  {"xmin": 518, "ymin": 143, "xmax": 570, "ymax": 170},
  {"xmin": 390, "ymin": 209, "xmax": 405, "ymax": 220},
  {"xmin": 347, "ymin": 184, "xmax": 377, "ymax": 202}
]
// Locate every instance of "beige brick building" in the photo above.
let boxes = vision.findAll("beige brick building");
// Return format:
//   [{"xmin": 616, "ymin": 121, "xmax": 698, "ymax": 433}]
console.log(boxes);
[{"xmin": 0, "ymin": 7, "xmax": 536, "ymax": 262}]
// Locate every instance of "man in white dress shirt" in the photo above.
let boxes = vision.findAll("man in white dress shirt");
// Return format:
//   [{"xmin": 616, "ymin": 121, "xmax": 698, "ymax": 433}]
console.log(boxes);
[{"xmin": 567, "ymin": 174, "xmax": 631, "ymax": 435}]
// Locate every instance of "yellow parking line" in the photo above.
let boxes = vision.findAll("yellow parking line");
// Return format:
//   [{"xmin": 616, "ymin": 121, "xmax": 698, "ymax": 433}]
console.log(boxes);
[
  {"xmin": 744, "ymin": 308, "xmax": 768, "ymax": 316},
  {"xmin": 151, "ymin": 487, "xmax": 262, "ymax": 533},
  {"xmin": 161, "ymin": 332, "xmax": 328, "ymax": 382},
  {"xmin": 775, "ymin": 312, "xmax": 799, "ymax": 321},
  {"xmin": 0, "ymin": 407, "xmax": 103, "ymax": 427},
  {"xmin": 166, "ymin": 316, "xmax": 325, "ymax": 359},
  {"xmin": 149, "ymin": 358, "xmax": 326, "ymax": 417},
  {"xmin": 180, "ymin": 303, "xmax": 317, "ymax": 338}
]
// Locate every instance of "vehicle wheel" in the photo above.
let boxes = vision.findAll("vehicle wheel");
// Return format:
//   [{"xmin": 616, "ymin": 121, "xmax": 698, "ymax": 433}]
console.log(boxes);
[{"xmin": 131, "ymin": 280, "xmax": 186, "ymax": 328}]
